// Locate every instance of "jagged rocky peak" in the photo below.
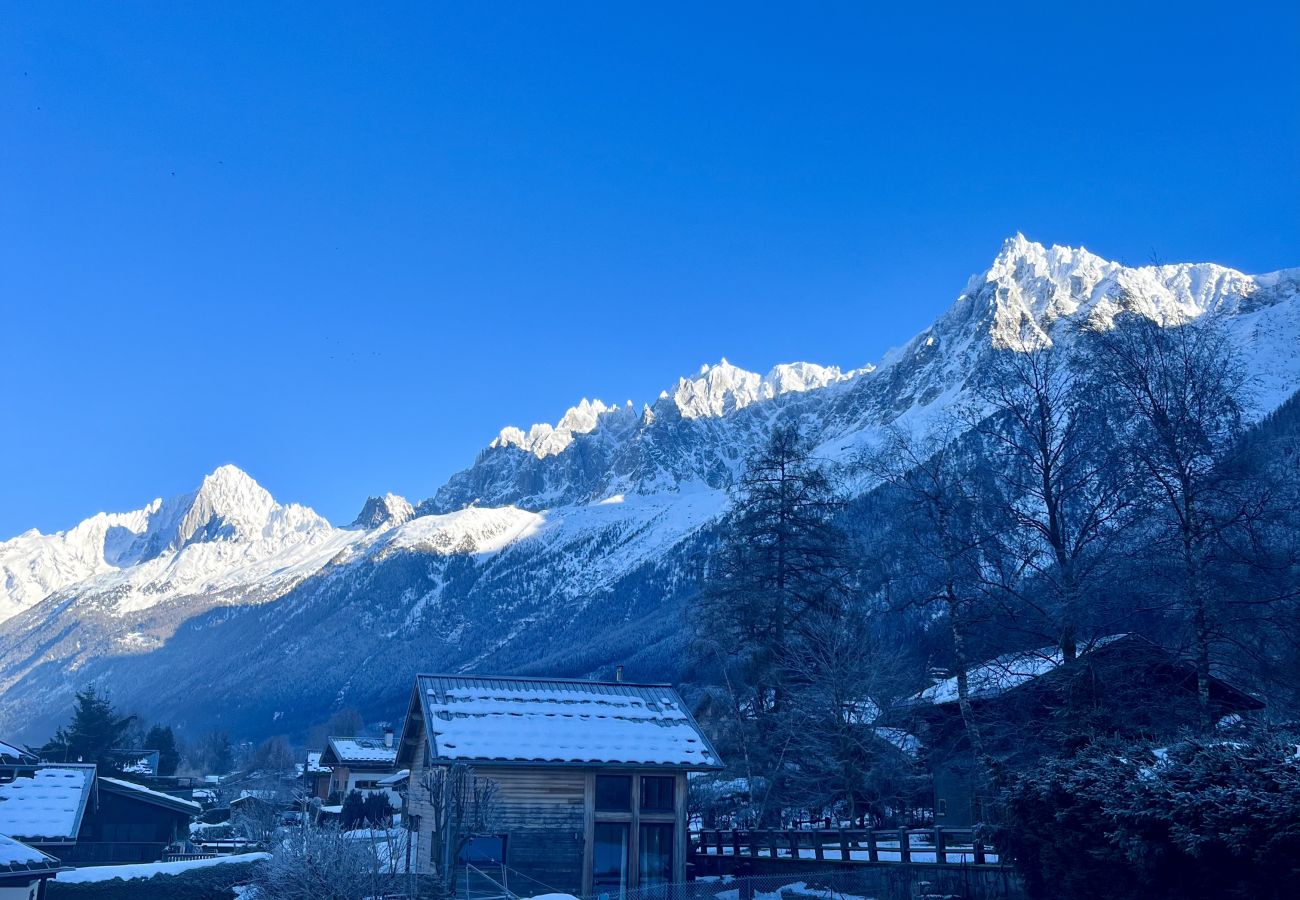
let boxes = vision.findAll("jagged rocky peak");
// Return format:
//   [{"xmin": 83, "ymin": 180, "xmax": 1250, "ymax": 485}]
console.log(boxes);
[
  {"xmin": 491, "ymin": 398, "xmax": 637, "ymax": 459},
  {"xmin": 663, "ymin": 358, "xmax": 858, "ymax": 419},
  {"xmin": 352, "ymin": 493, "xmax": 415, "ymax": 529},
  {"xmin": 958, "ymin": 234, "xmax": 1263, "ymax": 352}
]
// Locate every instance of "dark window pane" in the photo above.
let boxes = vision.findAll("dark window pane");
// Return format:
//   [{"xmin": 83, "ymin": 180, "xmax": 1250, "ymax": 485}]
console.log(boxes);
[
  {"xmin": 593, "ymin": 822, "xmax": 629, "ymax": 898},
  {"xmin": 595, "ymin": 775, "xmax": 632, "ymax": 811},
  {"xmin": 639, "ymin": 823, "xmax": 674, "ymax": 886},
  {"xmin": 459, "ymin": 834, "xmax": 506, "ymax": 865},
  {"xmin": 640, "ymin": 776, "xmax": 675, "ymax": 813}
]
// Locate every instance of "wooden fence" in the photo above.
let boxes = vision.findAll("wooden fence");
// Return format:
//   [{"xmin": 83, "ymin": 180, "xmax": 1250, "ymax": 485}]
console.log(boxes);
[{"xmin": 689, "ymin": 828, "xmax": 999, "ymax": 867}]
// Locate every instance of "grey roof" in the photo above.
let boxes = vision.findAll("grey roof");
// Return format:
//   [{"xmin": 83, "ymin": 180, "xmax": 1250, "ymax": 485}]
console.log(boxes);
[
  {"xmin": 406, "ymin": 674, "xmax": 722, "ymax": 769},
  {"xmin": 97, "ymin": 777, "xmax": 201, "ymax": 816}
]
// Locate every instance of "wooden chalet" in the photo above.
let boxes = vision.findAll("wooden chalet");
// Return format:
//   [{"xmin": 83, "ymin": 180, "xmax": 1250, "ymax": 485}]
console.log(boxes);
[
  {"xmin": 902, "ymin": 634, "xmax": 1264, "ymax": 827},
  {"xmin": 0, "ymin": 764, "xmax": 200, "ymax": 865},
  {"xmin": 396, "ymin": 674, "xmax": 722, "ymax": 898}
]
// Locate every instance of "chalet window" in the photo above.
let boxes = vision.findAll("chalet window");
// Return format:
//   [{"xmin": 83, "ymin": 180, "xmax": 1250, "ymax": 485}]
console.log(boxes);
[
  {"xmin": 594, "ymin": 774, "xmax": 632, "ymax": 812},
  {"xmin": 638, "ymin": 823, "xmax": 673, "ymax": 886},
  {"xmin": 937, "ymin": 799, "xmax": 948, "ymax": 816},
  {"xmin": 593, "ymin": 822, "xmax": 629, "ymax": 897},
  {"xmin": 639, "ymin": 776, "xmax": 675, "ymax": 813},
  {"xmin": 458, "ymin": 834, "xmax": 507, "ymax": 865}
]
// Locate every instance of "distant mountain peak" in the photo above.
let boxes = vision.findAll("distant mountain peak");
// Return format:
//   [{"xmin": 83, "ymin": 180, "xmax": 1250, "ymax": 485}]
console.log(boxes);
[{"xmin": 352, "ymin": 493, "xmax": 415, "ymax": 530}]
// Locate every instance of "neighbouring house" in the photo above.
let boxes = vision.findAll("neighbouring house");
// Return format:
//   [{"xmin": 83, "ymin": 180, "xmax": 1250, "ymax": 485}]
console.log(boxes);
[
  {"xmin": 901, "ymin": 634, "xmax": 1265, "ymax": 827},
  {"xmin": 319, "ymin": 735, "xmax": 401, "ymax": 809},
  {"xmin": 301, "ymin": 751, "xmax": 332, "ymax": 800},
  {"xmin": 396, "ymin": 674, "xmax": 722, "ymax": 897},
  {"xmin": 0, "ymin": 834, "xmax": 65, "ymax": 899},
  {"xmin": 0, "ymin": 764, "xmax": 200, "ymax": 865}
]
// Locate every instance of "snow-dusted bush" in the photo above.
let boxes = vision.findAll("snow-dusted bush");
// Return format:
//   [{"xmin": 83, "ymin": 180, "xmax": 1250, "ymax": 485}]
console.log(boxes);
[{"xmin": 996, "ymin": 725, "xmax": 1300, "ymax": 900}]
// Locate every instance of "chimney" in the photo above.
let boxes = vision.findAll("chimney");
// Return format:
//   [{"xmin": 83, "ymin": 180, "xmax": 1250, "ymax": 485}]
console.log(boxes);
[
  {"xmin": 614, "ymin": 665, "xmax": 624, "ymax": 683},
  {"xmin": 383, "ymin": 726, "xmax": 394, "ymax": 749}
]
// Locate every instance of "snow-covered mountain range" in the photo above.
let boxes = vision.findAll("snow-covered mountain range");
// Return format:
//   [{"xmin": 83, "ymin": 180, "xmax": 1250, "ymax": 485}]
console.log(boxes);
[{"xmin": 1, "ymin": 236, "xmax": 1296, "ymax": 742}]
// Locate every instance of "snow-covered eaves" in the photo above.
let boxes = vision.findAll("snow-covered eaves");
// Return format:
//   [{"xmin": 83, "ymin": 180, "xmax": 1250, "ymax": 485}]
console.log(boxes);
[
  {"xmin": 0, "ymin": 765, "xmax": 96, "ymax": 842},
  {"xmin": 0, "ymin": 741, "xmax": 37, "ymax": 765},
  {"xmin": 0, "ymin": 834, "xmax": 64, "ymax": 877},
  {"xmin": 96, "ymin": 777, "xmax": 201, "ymax": 816},
  {"xmin": 377, "ymin": 769, "xmax": 409, "ymax": 788},
  {"xmin": 414, "ymin": 674, "xmax": 723, "ymax": 769}
]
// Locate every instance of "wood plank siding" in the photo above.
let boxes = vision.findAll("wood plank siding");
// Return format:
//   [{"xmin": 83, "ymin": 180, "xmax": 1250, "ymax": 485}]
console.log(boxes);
[{"xmin": 406, "ymin": 728, "xmax": 689, "ymax": 895}]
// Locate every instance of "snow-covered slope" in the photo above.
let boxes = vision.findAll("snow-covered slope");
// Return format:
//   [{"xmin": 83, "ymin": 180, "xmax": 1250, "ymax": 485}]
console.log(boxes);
[{"xmin": 0, "ymin": 236, "xmax": 1295, "ymax": 743}]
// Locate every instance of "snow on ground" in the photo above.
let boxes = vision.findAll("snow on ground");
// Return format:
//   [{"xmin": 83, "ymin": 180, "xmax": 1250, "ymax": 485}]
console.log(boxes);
[{"xmin": 54, "ymin": 852, "xmax": 269, "ymax": 883}]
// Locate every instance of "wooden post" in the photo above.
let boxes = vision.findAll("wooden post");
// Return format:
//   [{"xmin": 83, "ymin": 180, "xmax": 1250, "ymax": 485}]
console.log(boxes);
[
  {"xmin": 866, "ymin": 829, "xmax": 879, "ymax": 863},
  {"xmin": 899, "ymin": 828, "xmax": 911, "ymax": 864},
  {"xmin": 732, "ymin": 829, "xmax": 742, "ymax": 858},
  {"xmin": 812, "ymin": 830, "xmax": 824, "ymax": 861},
  {"xmin": 786, "ymin": 830, "xmax": 799, "ymax": 860},
  {"xmin": 766, "ymin": 830, "xmax": 779, "ymax": 859},
  {"xmin": 749, "ymin": 830, "xmax": 761, "ymax": 859},
  {"xmin": 973, "ymin": 832, "xmax": 987, "ymax": 866},
  {"xmin": 933, "ymin": 827, "xmax": 947, "ymax": 864},
  {"xmin": 837, "ymin": 828, "xmax": 848, "ymax": 862}
]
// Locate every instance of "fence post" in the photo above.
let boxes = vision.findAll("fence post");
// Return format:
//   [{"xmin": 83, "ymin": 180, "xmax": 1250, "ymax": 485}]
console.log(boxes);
[
  {"xmin": 766, "ymin": 830, "xmax": 779, "ymax": 859},
  {"xmin": 837, "ymin": 828, "xmax": 847, "ymax": 863},
  {"xmin": 866, "ymin": 829, "xmax": 879, "ymax": 863},
  {"xmin": 786, "ymin": 830, "xmax": 799, "ymax": 860},
  {"xmin": 899, "ymin": 828, "xmax": 911, "ymax": 864},
  {"xmin": 732, "ymin": 830, "xmax": 742, "ymax": 858},
  {"xmin": 749, "ymin": 830, "xmax": 761, "ymax": 859},
  {"xmin": 812, "ymin": 830, "xmax": 824, "ymax": 862},
  {"xmin": 933, "ymin": 827, "xmax": 947, "ymax": 864},
  {"xmin": 973, "ymin": 832, "xmax": 987, "ymax": 866}
]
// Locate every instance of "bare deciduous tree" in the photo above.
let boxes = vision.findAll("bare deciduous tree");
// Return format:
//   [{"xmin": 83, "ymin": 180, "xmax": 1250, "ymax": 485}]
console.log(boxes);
[{"xmin": 417, "ymin": 764, "xmax": 500, "ymax": 899}]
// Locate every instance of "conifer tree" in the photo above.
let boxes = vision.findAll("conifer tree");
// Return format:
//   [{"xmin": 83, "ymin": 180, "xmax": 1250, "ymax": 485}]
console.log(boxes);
[{"xmin": 42, "ymin": 684, "xmax": 134, "ymax": 770}]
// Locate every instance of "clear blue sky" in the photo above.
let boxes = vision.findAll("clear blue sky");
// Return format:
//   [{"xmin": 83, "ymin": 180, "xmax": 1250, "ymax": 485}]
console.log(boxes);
[{"xmin": 3, "ymin": 2, "xmax": 1297, "ymax": 535}]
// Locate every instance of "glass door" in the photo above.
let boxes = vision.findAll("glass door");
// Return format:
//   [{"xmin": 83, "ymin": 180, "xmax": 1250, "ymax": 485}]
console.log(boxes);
[{"xmin": 593, "ymin": 822, "xmax": 629, "ymax": 900}]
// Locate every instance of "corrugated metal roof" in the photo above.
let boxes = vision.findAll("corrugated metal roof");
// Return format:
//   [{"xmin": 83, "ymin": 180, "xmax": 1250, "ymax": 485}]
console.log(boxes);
[{"xmin": 414, "ymin": 674, "xmax": 722, "ymax": 769}]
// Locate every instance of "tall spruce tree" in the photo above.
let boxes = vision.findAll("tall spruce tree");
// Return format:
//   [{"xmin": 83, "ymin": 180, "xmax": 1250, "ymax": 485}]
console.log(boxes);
[
  {"xmin": 42, "ymin": 684, "xmax": 134, "ymax": 770},
  {"xmin": 692, "ymin": 425, "xmax": 851, "ymax": 823}
]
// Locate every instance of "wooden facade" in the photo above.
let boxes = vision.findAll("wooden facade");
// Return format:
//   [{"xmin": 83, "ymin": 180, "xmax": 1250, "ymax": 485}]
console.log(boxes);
[{"xmin": 397, "ymin": 674, "xmax": 721, "ymax": 897}]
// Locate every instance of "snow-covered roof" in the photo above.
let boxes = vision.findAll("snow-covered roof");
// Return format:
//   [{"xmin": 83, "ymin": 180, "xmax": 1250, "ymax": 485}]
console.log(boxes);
[
  {"xmin": 321, "ymin": 738, "xmax": 397, "ymax": 769},
  {"xmin": 0, "ymin": 741, "xmax": 37, "ymax": 765},
  {"xmin": 0, "ymin": 765, "xmax": 96, "ymax": 841},
  {"xmin": 305, "ymin": 751, "xmax": 329, "ymax": 774},
  {"xmin": 96, "ymin": 777, "xmax": 201, "ymax": 816},
  {"xmin": 911, "ymin": 636, "xmax": 1132, "ymax": 706},
  {"xmin": 377, "ymin": 769, "xmax": 409, "ymax": 787},
  {"xmin": 0, "ymin": 834, "xmax": 63, "ymax": 876},
  {"xmin": 407, "ymin": 675, "xmax": 722, "ymax": 769}
]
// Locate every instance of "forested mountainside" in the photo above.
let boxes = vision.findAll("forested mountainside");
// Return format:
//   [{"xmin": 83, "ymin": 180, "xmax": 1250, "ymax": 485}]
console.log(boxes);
[{"xmin": 0, "ymin": 235, "xmax": 1296, "ymax": 743}]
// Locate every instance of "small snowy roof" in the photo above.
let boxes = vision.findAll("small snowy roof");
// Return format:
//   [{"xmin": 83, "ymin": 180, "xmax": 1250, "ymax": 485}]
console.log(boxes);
[
  {"xmin": 322, "ymin": 737, "xmax": 397, "ymax": 768},
  {"xmin": 0, "ymin": 765, "xmax": 96, "ymax": 841},
  {"xmin": 97, "ymin": 778, "xmax": 201, "ymax": 816},
  {"xmin": 305, "ymin": 751, "xmax": 329, "ymax": 774},
  {"xmin": 0, "ymin": 834, "xmax": 63, "ymax": 876},
  {"xmin": 408, "ymin": 675, "xmax": 722, "ymax": 769},
  {"xmin": 0, "ymin": 741, "xmax": 37, "ymax": 765},
  {"xmin": 377, "ymin": 769, "xmax": 409, "ymax": 787}
]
